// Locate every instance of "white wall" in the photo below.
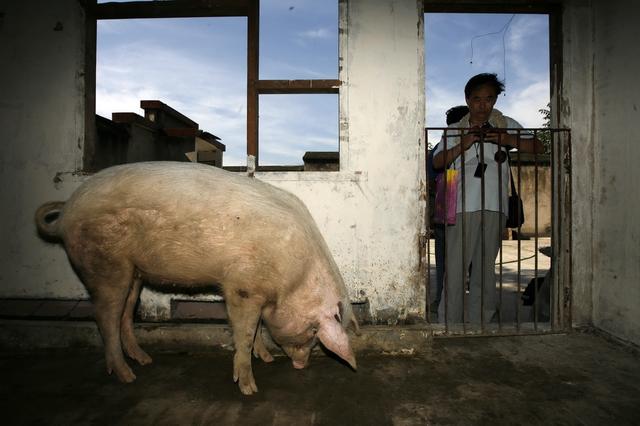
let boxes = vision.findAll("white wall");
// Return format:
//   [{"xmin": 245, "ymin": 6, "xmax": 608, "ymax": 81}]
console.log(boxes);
[
  {"xmin": 590, "ymin": 0, "xmax": 640, "ymax": 345},
  {"xmin": 0, "ymin": 0, "xmax": 89, "ymax": 299},
  {"xmin": 1, "ymin": 0, "xmax": 427, "ymax": 322},
  {"xmin": 561, "ymin": 0, "xmax": 596, "ymax": 328},
  {"xmin": 562, "ymin": 0, "xmax": 640, "ymax": 345}
]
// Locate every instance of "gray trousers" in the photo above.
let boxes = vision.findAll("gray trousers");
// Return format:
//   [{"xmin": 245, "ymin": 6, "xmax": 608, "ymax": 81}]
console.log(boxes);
[{"xmin": 439, "ymin": 211, "xmax": 506, "ymax": 324}]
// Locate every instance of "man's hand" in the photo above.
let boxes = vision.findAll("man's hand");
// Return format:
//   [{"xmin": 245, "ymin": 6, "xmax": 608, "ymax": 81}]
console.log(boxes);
[
  {"xmin": 433, "ymin": 126, "xmax": 482, "ymax": 170},
  {"xmin": 482, "ymin": 129, "xmax": 543, "ymax": 154},
  {"xmin": 483, "ymin": 129, "xmax": 514, "ymax": 147},
  {"xmin": 460, "ymin": 127, "xmax": 481, "ymax": 151}
]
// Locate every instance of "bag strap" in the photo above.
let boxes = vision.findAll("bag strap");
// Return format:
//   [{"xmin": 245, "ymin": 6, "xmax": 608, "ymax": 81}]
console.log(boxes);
[{"xmin": 507, "ymin": 151, "xmax": 518, "ymax": 197}]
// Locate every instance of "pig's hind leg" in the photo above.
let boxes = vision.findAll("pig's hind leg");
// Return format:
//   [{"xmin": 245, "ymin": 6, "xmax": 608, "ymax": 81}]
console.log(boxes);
[
  {"xmin": 224, "ymin": 289, "xmax": 265, "ymax": 395},
  {"xmin": 120, "ymin": 273, "xmax": 152, "ymax": 366},
  {"xmin": 85, "ymin": 261, "xmax": 138, "ymax": 383}
]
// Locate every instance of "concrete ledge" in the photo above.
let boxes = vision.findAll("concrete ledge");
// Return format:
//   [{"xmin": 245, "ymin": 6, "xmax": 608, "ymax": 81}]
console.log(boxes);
[
  {"xmin": 353, "ymin": 325, "xmax": 431, "ymax": 354},
  {"xmin": 0, "ymin": 320, "xmax": 432, "ymax": 355},
  {"xmin": 0, "ymin": 320, "xmax": 234, "ymax": 352}
]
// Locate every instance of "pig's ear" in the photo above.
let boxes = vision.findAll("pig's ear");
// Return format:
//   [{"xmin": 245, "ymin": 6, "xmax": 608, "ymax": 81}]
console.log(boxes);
[{"xmin": 317, "ymin": 312, "xmax": 357, "ymax": 370}]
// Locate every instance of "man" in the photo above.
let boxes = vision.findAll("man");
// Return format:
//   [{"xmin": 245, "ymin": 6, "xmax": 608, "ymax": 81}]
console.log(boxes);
[{"xmin": 433, "ymin": 73, "xmax": 542, "ymax": 324}]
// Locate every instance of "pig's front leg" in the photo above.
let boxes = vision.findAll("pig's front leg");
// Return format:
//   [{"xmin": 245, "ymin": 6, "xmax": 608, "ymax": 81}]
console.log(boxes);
[
  {"xmin": 224, "ymin": 290, "xmax": 264, "ymax": 395},
  {"xmin": 252, "ymin": 323, "xmax": 274, "ymax": 363}
]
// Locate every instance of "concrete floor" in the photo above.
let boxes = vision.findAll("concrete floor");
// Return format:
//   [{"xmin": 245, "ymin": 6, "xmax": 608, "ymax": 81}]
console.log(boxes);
[
  {"xmin": 427, "ymin": 238, "xmax": 553, "ymax": 324},
  {"xmin": 1, "ymin": 329, "xmax": 639, "ymax": 425}
]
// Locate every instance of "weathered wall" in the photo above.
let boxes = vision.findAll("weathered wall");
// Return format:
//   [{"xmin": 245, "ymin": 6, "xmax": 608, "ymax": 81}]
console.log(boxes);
[
  {"xmin": 0, "ymin": 0, "xmax": 89, "ymax": 299},
  {"xmin": 589, "ymin": 0, "xmax": 640, "ymax": 345},
  {"xmin": 561, "ymin": 0, "xmax": 596, "ymax": 328},
  {"xmin": 562, "ymin": 0, "xmax": 640, "ymax": 345},
  {"xmin": 1, "ymin": 0, "xmax": 426, "ymax": 323}
]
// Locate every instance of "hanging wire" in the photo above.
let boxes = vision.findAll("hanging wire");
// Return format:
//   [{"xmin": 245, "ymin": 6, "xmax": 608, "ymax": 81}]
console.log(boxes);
[{"xmin": 469, "ymin": 14, "xmax": 516, "ymax": 93}]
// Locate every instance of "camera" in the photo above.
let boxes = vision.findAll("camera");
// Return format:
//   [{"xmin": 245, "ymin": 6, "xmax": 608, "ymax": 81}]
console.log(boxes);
[{"xmin": 481, "ymin": 122, "xmax": 507, "ymax": 163}]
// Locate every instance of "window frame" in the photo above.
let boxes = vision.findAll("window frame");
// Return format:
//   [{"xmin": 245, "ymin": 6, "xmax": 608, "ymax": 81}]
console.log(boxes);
[{"xmin": 85, "ymin": 0, "xmax": 340, "ymax": 172}]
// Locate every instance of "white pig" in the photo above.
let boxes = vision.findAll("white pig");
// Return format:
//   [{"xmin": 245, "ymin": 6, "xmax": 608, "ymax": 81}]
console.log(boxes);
[{"xmin": 34, "ymin": 161, "xmax": 358, "ymax": 395}]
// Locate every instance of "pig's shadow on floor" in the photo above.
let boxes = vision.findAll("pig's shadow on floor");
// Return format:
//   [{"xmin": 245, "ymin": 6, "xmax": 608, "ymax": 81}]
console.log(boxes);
[
  {"xmin": 318, "ymin": 344, "xmax": 357, "ymax": 370},
  {"xmin": 143, "ymin": 280, "xmax": 224, "ymax": 296}
]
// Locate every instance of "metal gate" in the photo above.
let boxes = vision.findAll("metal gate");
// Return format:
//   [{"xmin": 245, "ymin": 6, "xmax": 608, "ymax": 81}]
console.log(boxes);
[{"xmin": 423, "ymin": 126, "xmax": 571, "ymax": 335}]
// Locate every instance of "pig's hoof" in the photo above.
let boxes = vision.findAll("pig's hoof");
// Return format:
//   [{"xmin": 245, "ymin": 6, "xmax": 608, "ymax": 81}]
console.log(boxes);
[
  {"xmin": 238, "ymin": 378, "xmax": 259, "ymax": 395},
  {"xmin": 261, "ymin": 352, "xmax": 275, "ymax": 363},
  {"xmin": 108, "ymin": 363, "xmax": 137, "ymax": 383},
  {"xmin": 126, "ymin": 346, "xmax": 153, "ymax": 366},
  {"xmin": 136, "ymin": 352, "xmax": 153, "ymax": 366},
  {"xmin": 117, "ymin": 368, "xmax": 137, "ymax": 383},
  {"xmin": 253, "ymin": 346, "xmax": 274, "ymax": 363},
  {"xmin": 234, "ymin": 367, "xmax": 258, "ymax": 395}
]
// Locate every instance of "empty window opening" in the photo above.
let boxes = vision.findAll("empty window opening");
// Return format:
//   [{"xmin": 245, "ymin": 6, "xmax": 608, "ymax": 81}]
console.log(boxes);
[
  {"xmin": 94, "ymin": 16, "xmax": 247, "ymax": 169},
  {"xmin": 259, "ymin": 0, "xmax": 338, "ymax": 80},
  {"xmin": 255, "ymin": 0, "xmax": 340, "ymax": 170},
  {"xmin": 258, "ymin": 94, "xmax": 338, "ymax": 168},
  {"xmin": 90, "ymin": 0, "xmax": 340, "ymax": 172}
]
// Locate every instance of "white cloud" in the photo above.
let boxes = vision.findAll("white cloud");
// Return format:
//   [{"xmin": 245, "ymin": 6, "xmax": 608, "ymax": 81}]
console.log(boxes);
[
  {"xmin": 298, "ymin": 28, "xmax": 332, "ymax": 39},
  {"xmin": 506, "ymin": 15, "xmax": 546, "ymax": 52},
  {"xmin": 261, "ymin": 57, "xmax": 328, "ymax": 79},
  {"xmin": 292, "ymin": 27, "xmax": 336, "ymax": 50},
  {"xmin": 426, "ymin": 86, "xmax": 462, "ymax": 124},
  {"xmin": 499, "ymin": 79, "xmax": 550, "ymax": 128},
  {"xmin": 258, "ymin": 95, "xmax": 338, "ymax": 165}
]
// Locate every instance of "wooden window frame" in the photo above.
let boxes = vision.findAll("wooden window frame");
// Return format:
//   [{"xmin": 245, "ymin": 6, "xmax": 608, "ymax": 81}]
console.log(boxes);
[{"xmin": 86, "ymin": 0, "xmax": 340, "ymax": 171}]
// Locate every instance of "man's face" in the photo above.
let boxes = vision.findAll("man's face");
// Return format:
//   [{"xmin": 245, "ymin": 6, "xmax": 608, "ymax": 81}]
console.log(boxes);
[{"xmin": 466, "ymin": 84, "xmax": 498, "ymax": 124}]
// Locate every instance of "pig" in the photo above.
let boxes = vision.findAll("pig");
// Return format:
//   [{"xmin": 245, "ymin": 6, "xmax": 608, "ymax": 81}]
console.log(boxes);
[{"xmin": 34, "ymin": 161, "xmax": 359, "ymax": 395}]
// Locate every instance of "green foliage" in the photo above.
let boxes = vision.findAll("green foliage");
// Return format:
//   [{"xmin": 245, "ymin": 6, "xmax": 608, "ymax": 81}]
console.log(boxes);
[{"xmin": 537, "ymin": 102, "xmax": 552, "ymax": 154}]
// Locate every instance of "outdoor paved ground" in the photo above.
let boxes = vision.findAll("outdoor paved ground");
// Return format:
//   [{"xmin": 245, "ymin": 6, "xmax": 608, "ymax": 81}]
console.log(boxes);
[
  {"xmin": 427, "ymin": 237, "xmax": 552, "ymax": 324},
  {"xmin": 1, "ymin": 329, "xmax": 638, "ymax": 425}
]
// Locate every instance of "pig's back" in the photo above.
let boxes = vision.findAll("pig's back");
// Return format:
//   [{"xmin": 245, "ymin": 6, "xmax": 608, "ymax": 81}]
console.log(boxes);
[
  {"xmin": 63, "ymin": 162, "xmax": 306, "ymax": 225},
  {"xmin": 58, "ymin": 162, "xmax": 321, "ymax": 288}
]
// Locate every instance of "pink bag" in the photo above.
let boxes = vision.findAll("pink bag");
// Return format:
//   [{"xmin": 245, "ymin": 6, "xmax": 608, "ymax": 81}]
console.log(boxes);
[{"xmin": 433, "ymin": 169, "xmax": 458, "ymax": 225}]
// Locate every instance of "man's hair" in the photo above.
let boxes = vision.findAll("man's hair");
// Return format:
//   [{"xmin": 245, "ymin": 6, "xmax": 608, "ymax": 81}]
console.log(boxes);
[
  {"xmin": 445, "ymin": 105, "xmax": 469, "ymax": 125},
  {"xmin": 464, "ymin": 73, "xmax": 505, "ymax": 98}
]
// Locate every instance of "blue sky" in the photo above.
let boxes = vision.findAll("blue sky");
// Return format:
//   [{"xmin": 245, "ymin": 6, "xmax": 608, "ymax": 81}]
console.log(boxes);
[{"xmin": 96, "ymin": 3, "xmax": 549, "ymax": 165}]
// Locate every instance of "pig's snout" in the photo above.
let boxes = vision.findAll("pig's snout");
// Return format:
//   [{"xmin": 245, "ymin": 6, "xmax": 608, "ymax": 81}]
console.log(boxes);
[
  {"xmin": 282, "ymin": 344, "xmax": 313, "ymax": 369},
  {"xmin": 292, "ymin": 359, "xmax": 308, "ymax": 369}
]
